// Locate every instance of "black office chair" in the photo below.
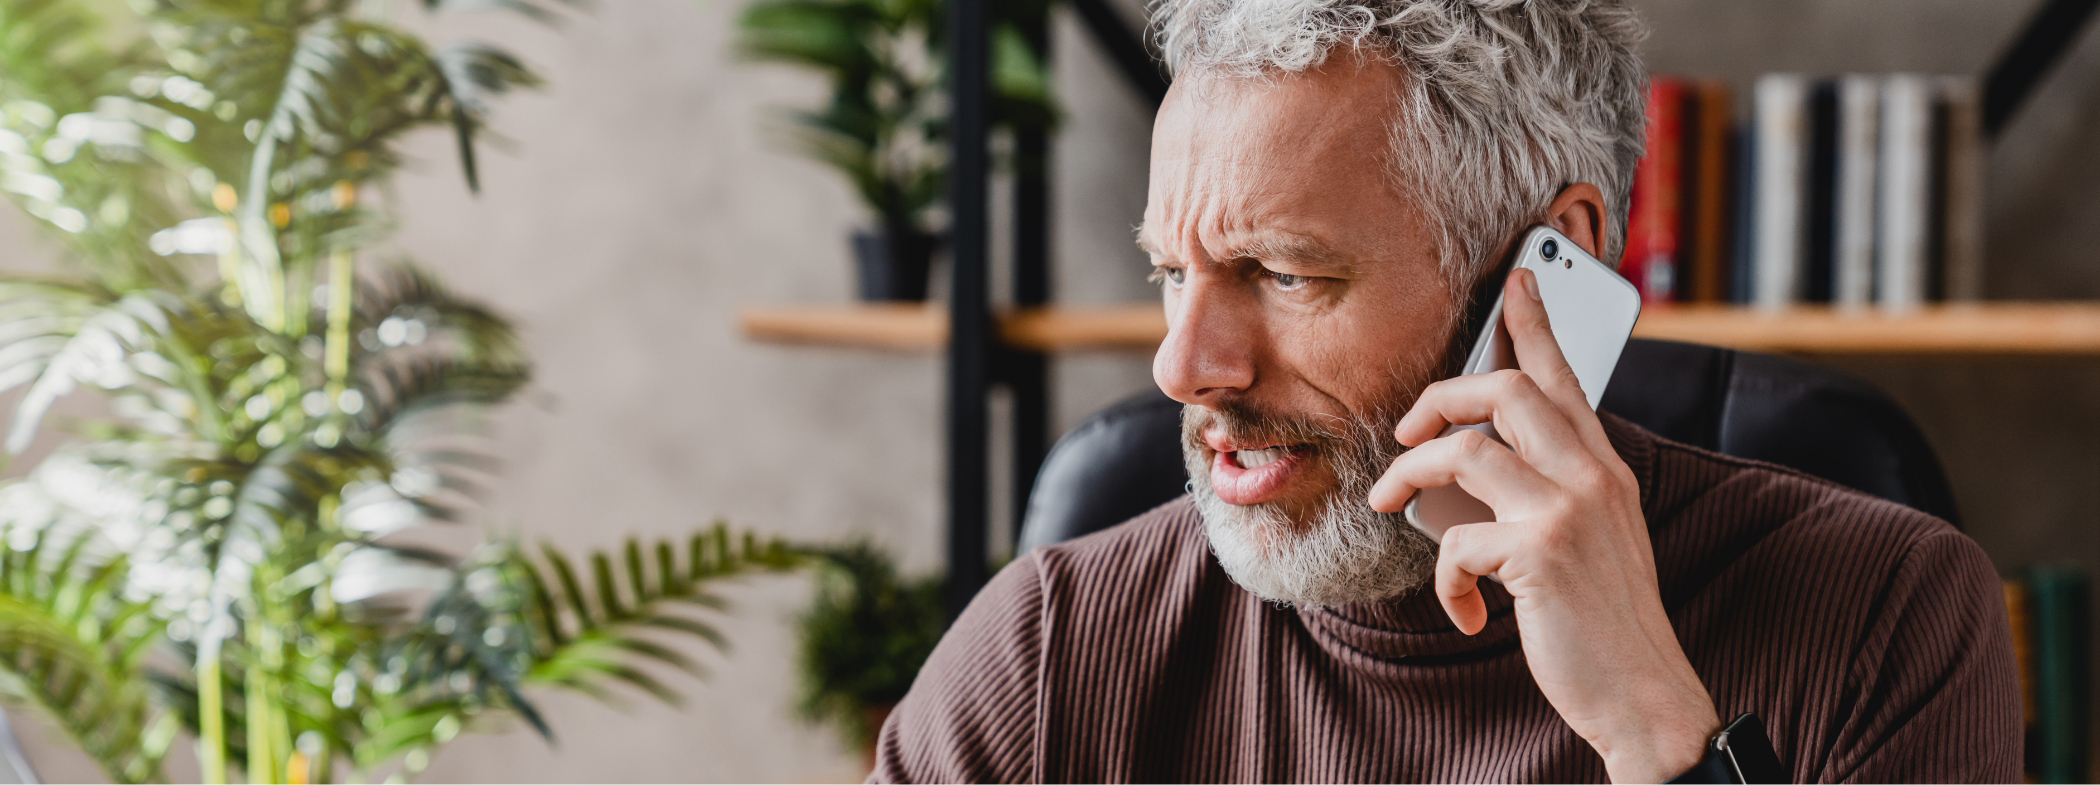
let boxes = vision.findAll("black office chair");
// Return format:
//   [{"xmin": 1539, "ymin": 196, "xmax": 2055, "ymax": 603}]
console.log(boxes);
[{"xmin": 1018, "ymin": 338, "xmax": 1959, "ymax": 551}]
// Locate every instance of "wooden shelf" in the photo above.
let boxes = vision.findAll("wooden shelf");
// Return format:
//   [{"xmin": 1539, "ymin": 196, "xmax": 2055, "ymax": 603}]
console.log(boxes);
[
  {"xmin": 737, "ymin": 303, "xmax": 1166, "ymax": 352},
  {"xmin": 738, "ymin": 302, "xmax": 2100, "ymax": 355}
]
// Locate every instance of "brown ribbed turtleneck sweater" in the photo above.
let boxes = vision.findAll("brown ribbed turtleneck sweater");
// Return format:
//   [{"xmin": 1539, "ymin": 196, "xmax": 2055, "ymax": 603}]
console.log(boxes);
[{"xmin": 873, "ymin": 414, "xmax": 2020, "ymax": 783}]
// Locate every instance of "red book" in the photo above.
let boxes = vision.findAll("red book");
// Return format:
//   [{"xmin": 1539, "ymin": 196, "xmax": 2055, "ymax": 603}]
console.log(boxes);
[
  {"xmin": 1622, "ymin": 78, "xmax": 1685, "ymax": 304},
  {"xmin": 1682, "ymin": 80, "xmax": 1732, "ymax": 303}
]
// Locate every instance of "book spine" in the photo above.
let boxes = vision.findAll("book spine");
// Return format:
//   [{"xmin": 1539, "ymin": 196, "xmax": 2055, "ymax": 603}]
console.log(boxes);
[
  {"xmin": 2006, "ymin": 578, "xmax": 2038, "ymax": 733},
  {"xmin": 1751, "ymin": 74, "xmax": 1807, "ymax": 310},
  {"xmin": 1804, "ymin": 80, "xmax": 1840, "ymax": 304},
  {"xmin": 1682, "ymin": 80, "xmax": 1733, "ymax": 304},
  {"xmin": 1624, "ymin": 78, "xmax": 1685, "ymax": 303},
  {"xmin": 1834, "ymin": 76, "xmax": 1880, "ymax": 308},
  {"xmin": 1729, "ymin": 125, "xmax": 1757, "ymax": 304},
  {"xmin": 1876, "ymin": 74, "xmax": 1933, "ymax": 311},
  {"xmin": 1936, "ymin": 76, "xmax": 1986, "ymax": 302},
  {"xmin": 2025, "ymin": 565, "xmax": 2090, "ymax": 784}
]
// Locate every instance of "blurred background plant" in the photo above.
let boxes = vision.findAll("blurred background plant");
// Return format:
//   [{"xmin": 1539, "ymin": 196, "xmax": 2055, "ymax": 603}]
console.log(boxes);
[
  {"xmin": 792, "ymin": 541, "xmax": 944, "ymax": 766},
  {"xmin": 735, "ymin": 0, "xmax": 1057, "ymax": 300},
  {"xmin": 735, "ymin": 0, "xmax": 1056, "ymax": 233},
  {"xmin": 0, "ymin": 0, "xmax": 804, "ymax": 782}
]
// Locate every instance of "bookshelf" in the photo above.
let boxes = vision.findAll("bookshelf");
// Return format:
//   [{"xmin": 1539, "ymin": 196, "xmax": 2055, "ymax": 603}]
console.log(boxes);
[{"xmin": 739, "ymin": 301, "xmax": 2100, "ymax": 355}]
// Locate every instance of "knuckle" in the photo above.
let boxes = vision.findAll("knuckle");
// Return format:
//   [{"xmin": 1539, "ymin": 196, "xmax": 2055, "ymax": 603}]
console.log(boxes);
[
  {"xmin": 1567, "ymin": 461, "xmax": 1635, "ymax": 500},
  {"xmin": 1615, "ymin": 470, "xmax": 1642, "ymax": 498},
  {"xmin": 1500, "ymin": 369, "xmax": 1545, "ymax": 399},
  {"xmin": 1533, "ymin": 521, "xmax": 1573, "ymax": 554},
  {"xmin": 1450, "ymin": 428, "xmax": 1495, "ymax": 458},
  {"xmin": 1487, "ymin": 368, "xmax": 1527, "ymax": 393},
  {"xmin": 1567, "ymin": 464, "xmax": 1613, "ymax": 495},
  {"xmin": 1440, "ymin": 523, "xmax": 1475, "ymax": 552}
]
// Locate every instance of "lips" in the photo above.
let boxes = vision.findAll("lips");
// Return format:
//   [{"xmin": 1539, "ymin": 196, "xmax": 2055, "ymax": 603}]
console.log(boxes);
[{"xmin": 1207, "ymin": 441, "xmax": 1309, "ymax": 505}]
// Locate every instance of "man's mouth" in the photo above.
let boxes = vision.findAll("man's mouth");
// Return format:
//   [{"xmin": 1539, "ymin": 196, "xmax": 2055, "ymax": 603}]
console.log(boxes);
[{"xmin": 1208, "ymin": 442, "xmax": 1311, "ymax": 505}]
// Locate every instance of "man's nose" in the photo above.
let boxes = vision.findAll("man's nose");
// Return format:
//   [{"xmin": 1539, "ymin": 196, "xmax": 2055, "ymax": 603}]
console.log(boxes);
[{"xmin": 1152, "ymin": 280, "xmax": 1257, "ymax": 406}]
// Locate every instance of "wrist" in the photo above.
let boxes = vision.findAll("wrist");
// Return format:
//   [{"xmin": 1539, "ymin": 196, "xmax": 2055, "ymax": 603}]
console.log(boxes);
[
  {"xmin": 1593, "ymin": 623, "xmax": 1721, "ymax": 782},
  {"xmin": 1594, "ymin": 700, "xmax": 1721, "ymax": 783}
]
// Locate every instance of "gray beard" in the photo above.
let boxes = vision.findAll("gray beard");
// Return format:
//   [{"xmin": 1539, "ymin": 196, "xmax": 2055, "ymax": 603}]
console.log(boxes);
[{"xmin": 1182, "ymin": 404, "xmax": 1439, "ymax": 610}]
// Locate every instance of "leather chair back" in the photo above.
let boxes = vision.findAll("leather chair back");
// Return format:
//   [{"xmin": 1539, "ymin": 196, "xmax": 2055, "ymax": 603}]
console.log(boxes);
[{"xmin": 1018, "ymin": 339, "xmax": 1959, "ymax": 552}]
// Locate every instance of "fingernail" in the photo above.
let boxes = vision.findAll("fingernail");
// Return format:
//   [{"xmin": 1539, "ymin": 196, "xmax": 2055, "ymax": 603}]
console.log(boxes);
[{"xmin": 1522, "ymin": 269, "xmax": 1541, "ymax": 301}]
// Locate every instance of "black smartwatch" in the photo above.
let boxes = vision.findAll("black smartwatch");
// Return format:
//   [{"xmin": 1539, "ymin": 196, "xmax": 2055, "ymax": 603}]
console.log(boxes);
[{"xmin": 1664, "ymin": 713, "xmax": 1789, "ymax": 784}]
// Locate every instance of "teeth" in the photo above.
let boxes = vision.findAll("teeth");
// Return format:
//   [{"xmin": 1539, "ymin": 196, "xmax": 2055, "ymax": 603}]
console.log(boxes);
[{"xmin": 1235, "ymin": 447, "xmax": 1288, "ymax": 469}]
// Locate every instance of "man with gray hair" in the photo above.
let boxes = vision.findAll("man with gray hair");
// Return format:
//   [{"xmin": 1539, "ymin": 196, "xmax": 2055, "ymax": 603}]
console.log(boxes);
[{"xmin": 874, "ymin": 1, "xmax": 2018, "ymax": 781}]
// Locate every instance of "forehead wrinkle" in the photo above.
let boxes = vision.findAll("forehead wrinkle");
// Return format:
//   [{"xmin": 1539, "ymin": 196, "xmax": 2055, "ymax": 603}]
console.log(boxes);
[{"xmin": 1147, "ymin": 94, "xmax": 1352, "ymax": 271}]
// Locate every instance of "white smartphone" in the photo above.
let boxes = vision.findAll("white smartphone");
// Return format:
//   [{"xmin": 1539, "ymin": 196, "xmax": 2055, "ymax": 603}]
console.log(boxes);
[{"xmin": 1401, "ymin": 225, "xmax": 1643, "ymax": 541}]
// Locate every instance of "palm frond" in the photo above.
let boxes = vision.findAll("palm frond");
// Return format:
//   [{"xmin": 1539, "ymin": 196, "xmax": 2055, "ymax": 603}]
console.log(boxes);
[
  {"xmin": 433, "ymin": 42, "xmax": 541, "ymax": 192},
  {"xmin": 0, "ymin": 1, "xmax": 832, "ymax": 781},
  {"xmin": 3, "ymin": 292, "xmax": 169, "ymax": 453},
  {"xmin": 353, "ymin": 261, "xmax": 526, "ymax": 370},
  {"xmin": 355, "ymin": 356, "xmax": 528, "ymax": 439},
  {"xmin": 383, "ymin": 558, "xmax": 545, "ymax": 739},
  {"xmin": 0, "ymin": 527, "xmax": 170, "ymax": 784},
  {"xmin": 516, "ymin": 523, "xmax": 806, "ymax": 705}
]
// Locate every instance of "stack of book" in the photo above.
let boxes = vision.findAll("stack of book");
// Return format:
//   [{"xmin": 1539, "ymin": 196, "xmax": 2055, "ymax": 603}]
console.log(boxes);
[
  {"xmin": 2006, "ymin": 565, "xmax": 2091, "ymax": 783},
  {"xmin": 1617, "ymin": 74, "xmax": 1984, "ymax": 310}
]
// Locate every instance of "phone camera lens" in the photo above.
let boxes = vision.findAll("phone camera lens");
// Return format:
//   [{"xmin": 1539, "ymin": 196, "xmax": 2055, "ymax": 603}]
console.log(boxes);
[{"xmin": 1540, "ymin": 239, "xmax": 1559, "ymax": 260}]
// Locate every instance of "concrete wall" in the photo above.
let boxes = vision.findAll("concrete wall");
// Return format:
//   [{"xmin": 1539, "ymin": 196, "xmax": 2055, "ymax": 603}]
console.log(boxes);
[{"xmin": 1, "ymin": 0, "xmax": 2096, "ymax": 780}]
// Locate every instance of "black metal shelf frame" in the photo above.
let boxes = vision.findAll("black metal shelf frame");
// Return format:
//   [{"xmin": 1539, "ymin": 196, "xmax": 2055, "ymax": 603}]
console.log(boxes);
[{"xmin": 941, "ymin": 0, "xmax": 1166, "ymax": 619}]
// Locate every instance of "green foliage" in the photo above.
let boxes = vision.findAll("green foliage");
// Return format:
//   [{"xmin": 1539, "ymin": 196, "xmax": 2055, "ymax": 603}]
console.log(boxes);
[
  {"xmin": 793, "ymin": 541, "xmax": 944, "ymax": 750},
  {"xmin": 0, "ymin": 1, "xmax": 810, "ymax": 783},
  {"xmin": 736, "ymin": 0, "xmax": 1057, "ymax": 231},
  {"xmin": 519, "ymin": 523, "xmax": 806, "ymax": 707},
  {"xmin": 0, "ymin": 530, "xmax": 173, "ymax": 784}
]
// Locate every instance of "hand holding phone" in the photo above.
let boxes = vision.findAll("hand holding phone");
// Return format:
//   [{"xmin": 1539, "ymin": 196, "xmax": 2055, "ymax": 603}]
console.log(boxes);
[
  {"xmin": 1399, "ymin": 225, "xmax": 1642, "ymax": 541},
  {"xmin": 1366, "ymin": 223, "xmax": 1717, "ymax": 785}
]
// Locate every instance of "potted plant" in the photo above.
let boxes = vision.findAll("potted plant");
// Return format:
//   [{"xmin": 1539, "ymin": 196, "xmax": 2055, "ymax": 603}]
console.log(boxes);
[
  {"xmin": 793, "ymin": 542, "xmax": 946, "ymax": 769},
  {"xmin": 0, "ymin": 1, "xmax": 805, "ymax": 782},
  {"xmin": 736, "ymin": 0, "xmax": 1056, "ymax": 301}
]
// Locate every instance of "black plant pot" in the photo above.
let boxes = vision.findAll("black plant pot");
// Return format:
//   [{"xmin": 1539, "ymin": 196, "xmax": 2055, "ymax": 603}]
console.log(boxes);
[{"xmin": 851, "ymin": 227, "xmax": 938, "ymax": 302}]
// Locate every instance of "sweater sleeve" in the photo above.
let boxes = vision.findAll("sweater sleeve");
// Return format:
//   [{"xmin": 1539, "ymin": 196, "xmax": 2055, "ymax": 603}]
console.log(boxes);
[
  {"xmin": 870, "ymin": 554, "xmax": 1044, "ymax": 784},
  {"xmin": 1820, "ymin": 526, "xmax": 2023, "ymax": 784}
]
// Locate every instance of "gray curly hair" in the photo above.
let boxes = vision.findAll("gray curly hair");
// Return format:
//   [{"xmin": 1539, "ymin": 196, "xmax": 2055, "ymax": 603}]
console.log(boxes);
[{"xmin": 1150, "ymin": 0, "xmax": 1649, "ymax": 288}]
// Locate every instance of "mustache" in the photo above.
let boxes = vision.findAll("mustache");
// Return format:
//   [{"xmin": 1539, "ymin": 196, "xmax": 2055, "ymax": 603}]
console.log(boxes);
[
  {"xmin": 1180, "ymin": 399, "xmax": 1357, "ymax": 454},
  {"xmin": 1179, "ymin": 393, "xmax": 1418, "ymax": 458}
]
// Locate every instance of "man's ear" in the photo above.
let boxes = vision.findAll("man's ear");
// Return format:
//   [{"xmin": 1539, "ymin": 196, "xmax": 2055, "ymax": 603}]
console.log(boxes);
[{"xmin": 1543, "ymin": 183, "xmax": 1609, "ymax": 260}]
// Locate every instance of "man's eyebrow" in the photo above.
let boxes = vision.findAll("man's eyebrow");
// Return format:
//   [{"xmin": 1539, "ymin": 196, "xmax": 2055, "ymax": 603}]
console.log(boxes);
[
  {"xmin": 1133, "ymin": 226, "xmax": 1356, "ymax": 274},
  {"xmin": 1226, "ymin": 232, "xmax": 1356, "ymax": 274}
]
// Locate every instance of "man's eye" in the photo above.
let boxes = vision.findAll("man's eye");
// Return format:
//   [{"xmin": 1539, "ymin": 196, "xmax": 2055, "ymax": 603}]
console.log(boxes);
[
  {"xmin": 1267, "ymin": 271, "xmax": 1309, "ymax": 290},
  {"xmin": 1150, "ymin": 266, "xmax": 1186, "ymax": 286}
]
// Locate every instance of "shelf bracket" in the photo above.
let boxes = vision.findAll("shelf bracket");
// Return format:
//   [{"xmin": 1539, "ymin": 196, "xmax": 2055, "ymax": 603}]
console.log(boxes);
[{"xmin": 1985, "ymin": 0, "xmax": 2100, "ymax": 140}]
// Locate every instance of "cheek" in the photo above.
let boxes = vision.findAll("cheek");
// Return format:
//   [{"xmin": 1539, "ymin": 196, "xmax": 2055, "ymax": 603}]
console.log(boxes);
[{"xmin": 1274, "ymin": 290, "xmax": 1456, "ymax": 412}]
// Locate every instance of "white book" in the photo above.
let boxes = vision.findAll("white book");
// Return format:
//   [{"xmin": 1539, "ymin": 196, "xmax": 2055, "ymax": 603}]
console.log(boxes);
[
  {"xmin": 1937, "ymin": 76, "xmax": 1985, "ymax": 302},
  {"xmin": 1833, "ymin": 76, "xmax": 1879, "ymax": 308},
  {"xmin": 1752, "ymin": 74, "xmax": 1808, "ymax": 309},
  {"xmin": 1876, "ymin": 74, "xmax": 1933, "ymax": 311}
]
